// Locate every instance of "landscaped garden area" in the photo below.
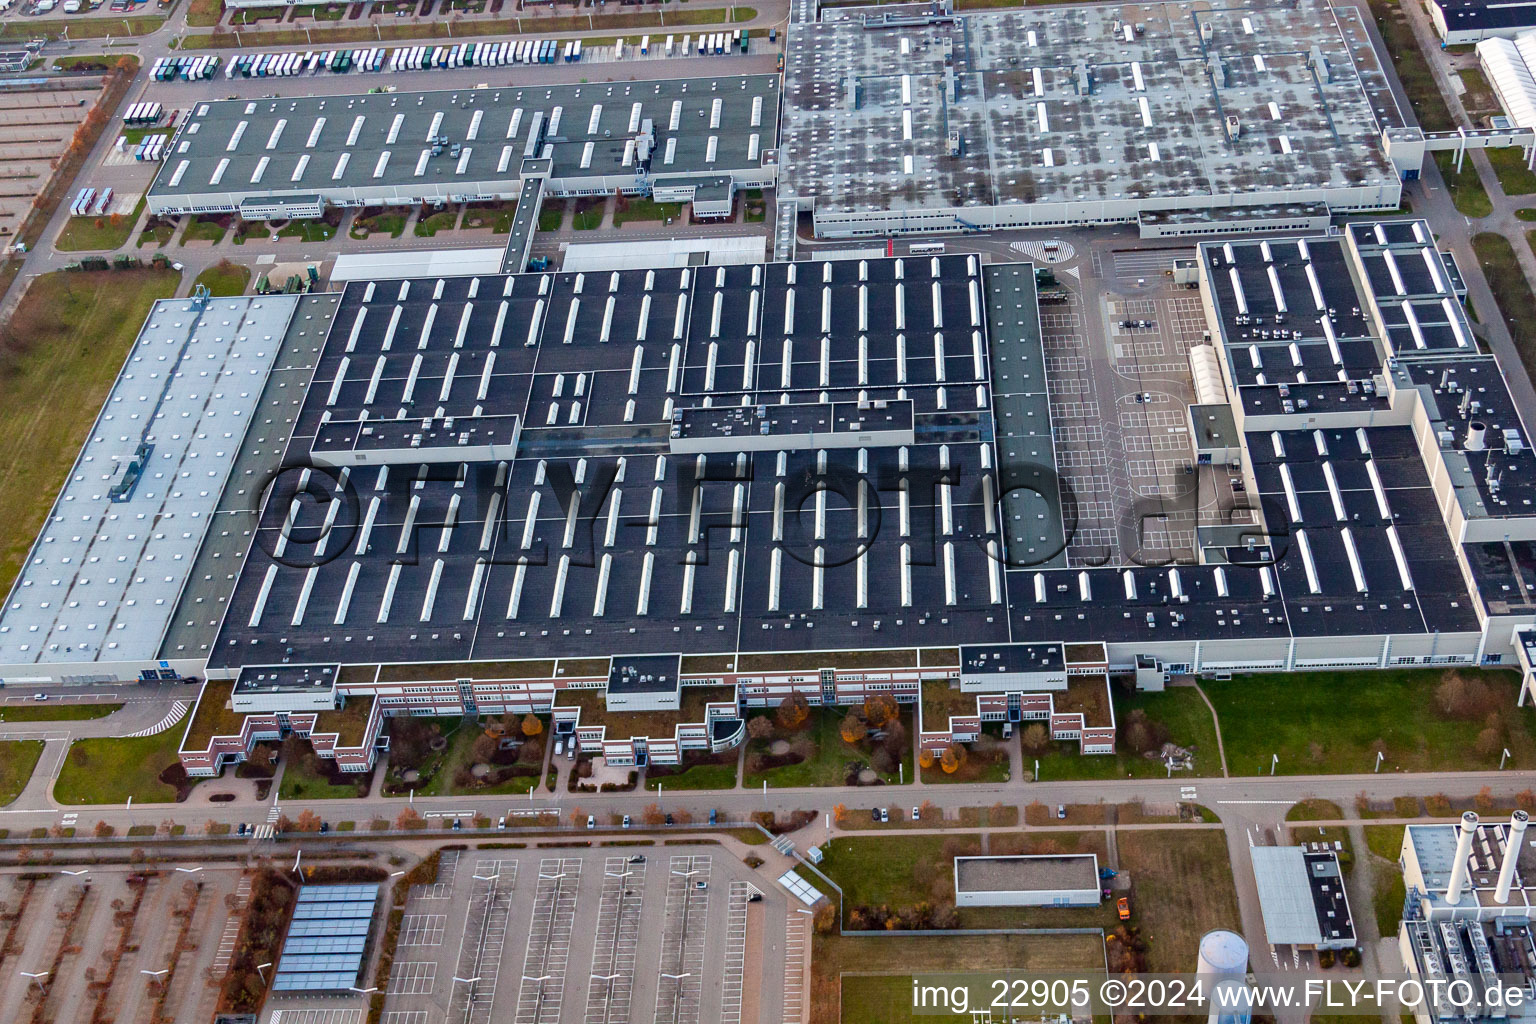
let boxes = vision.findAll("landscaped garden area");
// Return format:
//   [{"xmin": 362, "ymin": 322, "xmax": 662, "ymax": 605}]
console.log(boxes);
[{"xmin": 743, "ymin": 695, "xmax": 912, "ymax": 788}]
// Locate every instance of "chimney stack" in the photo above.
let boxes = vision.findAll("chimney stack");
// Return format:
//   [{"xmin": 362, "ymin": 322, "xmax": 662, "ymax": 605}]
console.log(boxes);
[
  {"xmin": 1467, "ymin": 421, "xmax": 1487, "ymax": 452},
  {"xmin": 1496, "ymin": 810, "xmax": 1529, "ymax": 904},
  {"xmin": 1447, "ymin": 811, "xmax": 1479, "ymax": 905}
]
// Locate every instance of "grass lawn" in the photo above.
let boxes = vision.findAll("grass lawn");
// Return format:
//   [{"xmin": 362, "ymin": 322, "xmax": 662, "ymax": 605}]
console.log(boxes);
[
  {"xmin": 1479, "ymin": 232, "xmax": 1536, "ymax": 387},
  {"xmin": 1033, "ymin": 685, "xmax": 1222, "ymax": 780},
  {"xmin": 613, "ymin": 198, "xmax": 682, "ymax": 227},
  {"xmin": 1117, "ymin": 829, "xmax": 1242, "ymax": 972},
  {"xmin": 0, "ymin": 268, "xmax": 179, "ymax": 596},
  {"xmin": 350, "ymin": 211, "xmax": 408, "ymax": 239},
  {"xmin": 920, "ymin": 733, "xmax": 1011, "ymax": 784},
  {"xmin": 193, "ymin": 261, "xmax": 250, "ymax": 297},
  {"xmin": 229, "ymin": 220, "xmax": 268, "ymax": 246},
  {"xmin": 1436, "ymin": 152, "xmax": 1493, "ymax": 218},
  {"xmin": 413, "ymin": 210, "xmax": 459, "ymax": 237},
  {"xmin": 1519, "ymin": 208, "xmax": 1536, "ymax": 221},
  {"xmin": 179, "ymin": 216, "xmax": 228, "ymax": 245},
  {"xmin": 1286, "ymin": 799, "xmax": 1344, "ymax": 821},
  {"xmin": 55, "ymin": 729, "xmax": 184, "ymax": 804},
  {"xmin": 396, "ymin": 719, "xmax": 541, "ymax": 797},
  {"xmin": 825, "ymin": 932, "xmax": 1105, "ymax": 1024},
  {"xmin": 572, "ymin": 198, "xmax": 605, "ymax": 230},
  {"xmin": 277, "ymin": 219, "xmax": 335, "ymax": 242},
  {"xmin": 1488, "ymin": 146, "xmax": 1536, "ymax": 196},
  {"xmin": 1457, "ymin": 67, "xmax": 1500, "ymax": 120},
  {"xmin": 186, "ymin": 0, "xmax": 222, "ymax": 26},
  {"xmin": 1205, "ymin": 668, "xmax": 1536, "ymax": 775},
  {"xmin": 1365, "ymin": 825, "xmax": 1408, "ymax": 936},
  {"xmin": 0, "ymin": 702, "xmax": 122, "ymax": 723},
  {"xmin": 645, "ymin": 760, "xmax": 738, "ymax": 790},
  {"xmin": 138, "ymin": 218, "xmax": 176, "ymax": 249},
  {"xmin": 56, "ymin": 197, "xmax": 146, "ymax": 253},
  {"xmin": 461, "ymin": 202, "xmax": 519, "ymax": 233},
  {"xmin": 537, "ymin": 201, "xmax": 565, "ymax": 232},
  {"xmin": 278, "ymin": 751, "xmax": 371, "ymax": 800},
  {"xmin": 1367, "ymin": 0, "xmax": 1454, "ymax": 133},
  {"xmin": 744, "ymin": 708, "xmax": 913, "ymax": 788},
  {"xmin": 0, "ymin": 741, "xmax": 43, "ymax": 806}
]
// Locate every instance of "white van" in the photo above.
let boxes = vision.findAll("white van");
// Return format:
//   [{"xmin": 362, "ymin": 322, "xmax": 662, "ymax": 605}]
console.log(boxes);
[{"xmin": 555, "ymin": 738, "xmax": 564, "ymax": 757}]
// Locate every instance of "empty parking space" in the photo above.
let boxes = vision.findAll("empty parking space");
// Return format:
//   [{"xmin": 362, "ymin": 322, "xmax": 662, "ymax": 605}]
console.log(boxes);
[
  {"xmin": 448, "ymin": 859, "xmax": 517, "ymax": 1024},
  {"xmin": 515, "ymin": 857, "xmax": 582, "ymax": 1024},
  {"xmin": 654, "ymin": 856, "xmax": 711, "ymax": 1024},
  {"xmin": 388, "ymin": 962, "xmax": 437, "ymax": 996},
  {"xmin": 398, "ymin": 914, "xmax": 446, "ymax": 947},
  {"xmin": 584, "ymin": 855, "xmax": 646, "ymax": 1024}
]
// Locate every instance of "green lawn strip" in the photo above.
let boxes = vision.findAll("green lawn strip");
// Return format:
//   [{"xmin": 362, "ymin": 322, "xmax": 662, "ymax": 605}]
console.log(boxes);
[
  {"xmin": 1032, "ymin": 685, "xmax": 1221, "ymax": 780},
  {"xmin": 1366, "ymin": 0, "xmax": 1454, "ymax": 134},
  {"xmin": 1286, "ymin": 799, "xmax": 1345, "ymax": 822},
  {"xmin": 1457, "ymin": 67, "xmax": 1500, "ymax": 121},
  {"xmin": 277, "ymin": 748, "xmax": 370, "ymax": 801},
  {"xmin": 537, "ymin": 201, "xmax": 566, "ymax": 232},
  {"xmin": 572, "ymin": 199, "xmax": 605, "ymax": 230},
  {"xmin": 0, "ymin": 702, "xmax": 122, "ymax": 723},
  {"xmin": 277, "ymin": 219, "xmax": 335, "ymax": 242},
  {"xmin": 1479, "ymin": 232, "xmax": 1536, "ymax": 388},
  {"xmin": 1205, "ymin": 668, "xmax": 1536, "ymax": 775},
  {"xmin": 0, "ymin": 269, "xmax": 180, "ymax": 596},
  {"xmin": 1364, "ymin": 825, "xmax": 1408, "ymax": 937},
  {"xmin": 413, "ymin": 210, "xmax": 458, "ymax": 237},
  {"xmin": 0, "ymin": 15, "xmax": 163, "ymax": 40},
  {"xmin": 54, "ymin": 54, "xmax": 139, "ymax": 71},
  {"xmin": 55, "ymin": 730, "xmax": 183, "ymax": 804},
  {"xmin": 193, "ymin": 261, "xmax": 251, "ymax": 297},
  {"xmin": 350, "ymin": 212, "xmax": 407, "ymax": 239},
  {"xmin": 186, "ymin": 0, "xmax": 221, "ymax": 26},
  {"xmin": 1116, "ymin": 829, "xmax": 1242, "ymax": 973},
  {"xmin": 644, "ymin": 760, "xmax": 738, "ymax": 791},
  {"xmin": 1435, "ymin": 152, "xmax": 1494, "ymax": 218},
  {"xmin": 0, "ymin": 741, "xmax": 44, "ymax": 806},
  {"xmin": 56, "ymin": 196, "xmax": 147, "ymax": 253},
  {"xmin": 823, "ymin": 933, "xmax": 1105, "ymax": 1024},
  {"xmin": 744, "ymin": 708, "xmax": 912, "ymax": 788},
  {"xmin": 1488, "ymin": 146, "xmax": 1536, "ymax": 197},
  {"xmin": 179, "ymin": 216, "xmax": 229, "ymax": 245},
  {"xmin": 613, "ymin": 198, "xmax": 682, "ymax": 227}
]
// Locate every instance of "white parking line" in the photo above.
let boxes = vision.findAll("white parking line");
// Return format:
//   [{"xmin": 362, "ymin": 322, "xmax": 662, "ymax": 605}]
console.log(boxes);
[
  {"xmin": 585, "ymin": 856, "xmax": 645, "ymax": 1024},
  {"xmin": 387, "ymin": 961, "xmax": 437, "ymax": 996},
  {"xmin": 399, "ymin": 913, "xmax": 446, "ymax": 947}
]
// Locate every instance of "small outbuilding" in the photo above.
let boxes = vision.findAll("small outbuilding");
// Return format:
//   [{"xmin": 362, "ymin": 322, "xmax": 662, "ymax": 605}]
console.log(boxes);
[{"xmin": 953, "ymin": 854, "xmax": 1101, "ymax": 907}]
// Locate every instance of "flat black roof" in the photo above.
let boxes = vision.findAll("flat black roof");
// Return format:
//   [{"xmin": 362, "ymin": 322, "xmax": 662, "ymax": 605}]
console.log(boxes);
[
  {"xmin": 961, "ymin": 643, "xmax": 1064, "ymax": 675},
  {"xmin": 1428, "ymin": 0, "xmax": 1536, "ymax": 32},
  {"xmin": 608, "ymin": 654, "xmax": 680, "ymax": 695},
  {"xmin": 234, "ymin": 663, "xmax": 338, "ymax": 695}
]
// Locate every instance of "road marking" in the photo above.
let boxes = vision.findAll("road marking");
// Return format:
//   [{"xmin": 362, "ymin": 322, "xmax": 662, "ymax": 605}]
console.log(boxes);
[{"xmin": 1216, "ymin": 800, "xmax": 1295, "ymax": 805}]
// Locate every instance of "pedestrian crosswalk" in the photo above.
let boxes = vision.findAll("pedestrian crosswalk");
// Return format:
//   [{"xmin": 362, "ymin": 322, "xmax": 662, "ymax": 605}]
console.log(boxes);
[{"xmin": 120, "ymin": 701, "xmax": 190, "ymax": 738}]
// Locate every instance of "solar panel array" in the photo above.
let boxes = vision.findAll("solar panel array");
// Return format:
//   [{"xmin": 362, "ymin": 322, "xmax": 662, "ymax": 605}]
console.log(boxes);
[{"xmin": 272, "ymin": 884, "xmax": 380, "ymax": 992}]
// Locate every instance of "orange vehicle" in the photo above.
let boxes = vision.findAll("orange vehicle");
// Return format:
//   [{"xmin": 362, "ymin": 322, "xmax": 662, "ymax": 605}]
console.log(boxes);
[{"xmin": 1116, "ymin": 897, "xmax": 1131, "ymax": 921}]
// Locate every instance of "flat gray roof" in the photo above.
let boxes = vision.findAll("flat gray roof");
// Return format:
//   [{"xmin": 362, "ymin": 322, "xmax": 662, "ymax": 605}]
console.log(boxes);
[
  {"xmin": 955, "ymin": 854, "xmax": 1099, "ymax": 893},
  {"xmin": 781, "ymin": 0, "xmax": 1397, "ymax": 213},
  {"xmin": 0, "ymin": 295, "xmax": 300, "ymax": 671},
  {"xmin": 1251, "ymin": 845, "xmax": 1324, "ymax": 945},
  {"xmin": 150, "ymin": 75, "xmax": 779, "ymax": 203}
]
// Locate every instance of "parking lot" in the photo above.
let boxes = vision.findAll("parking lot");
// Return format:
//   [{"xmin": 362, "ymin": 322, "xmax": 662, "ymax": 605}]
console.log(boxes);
[
  {"xmin": 1043, "ymin": 244, "xmax": 1253, "ymax": 566},
  {"xmin": 340, "ymin": 844, "xmax": 785, "ymax": 1024},
  {"xmin": 0, "ymin": 862, "xmax": 242, "ymax": 1024}
]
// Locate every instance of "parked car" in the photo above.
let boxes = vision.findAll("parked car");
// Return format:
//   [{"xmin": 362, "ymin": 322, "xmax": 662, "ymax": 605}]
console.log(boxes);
[
  {"xmin": 587, "ymin": 815, "xmax": 596, "ymax": 829},
  {"xmin": 451, "ymin": 818, "xmax": 462, "ymax": 831},
  {"xmin": 665, "ymin": 813, "xmax": 674, "ymax": 826},
  {"xmin": 32, "ymin": 693, "xmax": 46, "ymax": 701},
  {"xmin": 694, "ymin": 880, "xmax": 707, "ymax": 890},
  {"xmin": 622, "ymin": 815, "xmax": 631, "ymax": 828},
  {"xmin": 555, "ymin": 738, "xmax": 564, "ymax": 757},
  {"xmin": 870, "ymin": 807, "xmax": 881, "ymax": 823},
  {"xmin": 1056, "ymin": 804, "xmax": 1067, "ymax": 819},
  {"xmin": 319, "ymin": 821, "xmax": 329, "ymax": 833},
  {"xmin": 879, "ymin": 807, "xmax": 890, "ymax": 823},
  {"xmin": 1117, "ymin": 897, "xmax": 1131, "ymax": 921},
  {"xmin": 497, "ymin": 816, "xmax": 506, "ymax": 830},
  {"xmin": 912, "ymin": 806, "xmax": 920, "ymax": 821},
  {"xmin": 629, "ymin": 854, "xmax": 646, "ymax": 864},
  {"xmin": 708, "ymin": 808, "xmax": 717, "ymax": 825}
]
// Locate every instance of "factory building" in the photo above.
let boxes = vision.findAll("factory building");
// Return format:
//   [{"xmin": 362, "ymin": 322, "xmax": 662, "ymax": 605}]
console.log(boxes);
[
  {"xmin": 778, "ymin": 0, "xmax": 1405, "ymax": 239},
  {"xmin": 145, "ymin": 76, "xmax": 780, "ymax": 223},
  {"xmin": 5, "ymin": 216, "xmax": 1536, "ymax": 774},
  {"xmin": 1429, "ymin": 0, "xmax": 1536, "ymax": 46}
]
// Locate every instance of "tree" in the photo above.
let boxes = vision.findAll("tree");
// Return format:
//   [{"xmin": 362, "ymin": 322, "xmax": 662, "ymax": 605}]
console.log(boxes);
[
  {"xmin": 1476, "ymin": 727, "xmax": 1502, "ymax": 758},
  {"xmin": 919, "ymin": 800, "xmax": 938, "ymax": 820},
  {"xmin": 918, "ymin": 747, "xmax": 936, "ymax": 769},
  {"xmin": 642, "ymin": 802, "xmax": 665, "ymax": 825},
  {"xmin": 862, "ymin": 694, "xmax": 899, "ymax": 729},
  {"xmin": 746, "ymin": 715, "xmax": 774, "ymax": 741},
  {"xmin": 832, "ymin": 803, "xmax": 849, "ymax": 825},
  {"xmin": 1436, "ymin": 674, "xmax": 1497, "ymax": 720},
  {"xmin": 521, "ymin": 713, "xmax": 544, "ymax": 737},
  {"xmin": 940, "ymin": 743, "xmax": 966, "ymax": 774},
  {"xmin": 94, "ymin": 821, "xmax": 114, "ymax": 839},
  {"xmin": 1020, "ymin": 722, "xmax": 1049, "ymax": 754},
  {"xmin": 839, "ymin": 710, "xmax": 867, "ymax": 745},
  {"xmin": 775, "ymin": 693, "xmax": 810, "ymax": 731},
  {"xmin": 394, "ymin": 807, "xmax": 424, "ymax": 830},
  {"xmin": 294, "ymin": 809, "xmax": 322, "ymax": 833},
  {"xmin": 247, "ymin": 744, "xmax": 274, "ymax": 772},
  {"xmin": 276, "ymin": 815, "xmax": 294, "ymax": 833},
  {"xmin": 471, "ymin": 732, "xmax": 500, "ymax": 765}
]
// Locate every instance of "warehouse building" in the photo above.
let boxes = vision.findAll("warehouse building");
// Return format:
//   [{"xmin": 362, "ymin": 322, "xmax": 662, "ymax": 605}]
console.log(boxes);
[
  {"xmin": 145, "ymin": 76, "xmax": 780, "ymax": 222},
  {"xmin": 1429, "ymin": 0, "xmax": 1536, "ymax": 45},
  {"xmin": 953, "ymin": 854, "xmax": 1102, "ymax": 907},
  {"xmin": 778, "ymin": 0, "xmax": 1404, "ymax": 238},
  {"xmin": 1250, "ymin": 845, "xmax": 1356, "ymax": 950},
  {"xmin": 6, "ymin": 220, "xmax": 1536, "ymax": 773}
]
